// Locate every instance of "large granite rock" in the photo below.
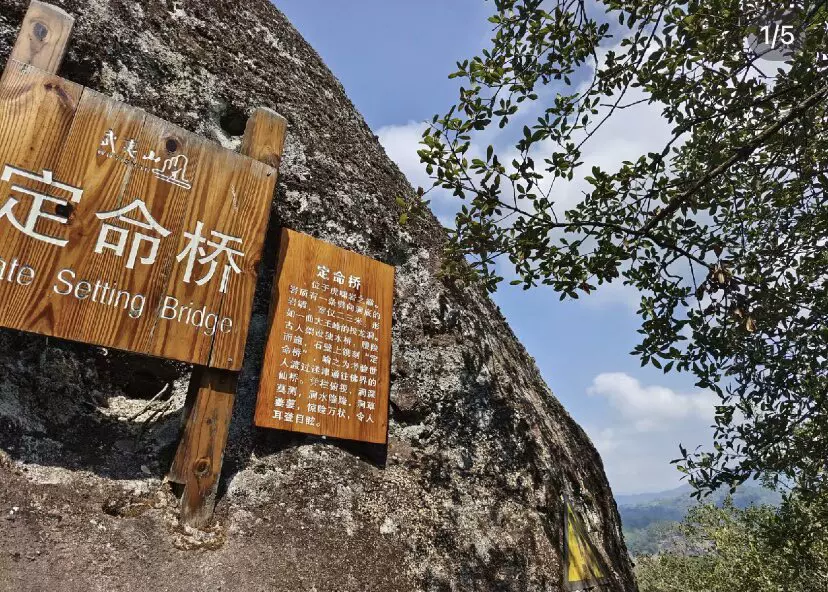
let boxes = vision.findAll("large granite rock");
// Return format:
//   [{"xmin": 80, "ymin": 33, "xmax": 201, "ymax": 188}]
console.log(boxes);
[{"xmin": 0, "ymin": 1, "xmax": 636, "ymax": 590}]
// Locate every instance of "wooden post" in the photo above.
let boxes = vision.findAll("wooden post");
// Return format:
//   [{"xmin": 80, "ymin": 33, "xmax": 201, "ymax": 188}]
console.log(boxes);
[
  {"xmin": 167, "ymin": 366, "xmax": 238, "ymax": 526},
  {"xmin": 9, "ymin": 1, "xmax": 74, "ymax": 73},
  {"xmin": 240, "ymin": 107, "xmax": 288, "ymax": 168},
  {"xmin": 169, "ymin": 107, "xmax": 288, "ymax": 527}
]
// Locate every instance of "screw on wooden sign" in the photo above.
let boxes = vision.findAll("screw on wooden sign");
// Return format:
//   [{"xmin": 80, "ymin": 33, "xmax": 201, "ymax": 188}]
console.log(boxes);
[
  {"xmin": 254, "ymin": 229, "xmax": 394, "ymax": 444},
  {"xmin": 0, "ymin": 61, "xmax": 279, "ymax": 370}
]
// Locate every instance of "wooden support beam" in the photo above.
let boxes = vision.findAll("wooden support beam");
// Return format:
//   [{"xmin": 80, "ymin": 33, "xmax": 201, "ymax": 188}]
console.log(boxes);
[
  {"xmin": 241, "ymin": 107, "xmax": 288, "ymax": 167},
  {"xmin": 10, "ymin": 1, "xmax": 74, "ymax": 74},
  {"xmin": 168, "ymin": 367, "xmax": 237, "ymax": 527},
  {"xmin": 170, "ymin": 108, "xmax": 288, "ymax": 528},
  {"xmin": 5, "ymin": 2, "xmax": 290, "ymax": 529}
]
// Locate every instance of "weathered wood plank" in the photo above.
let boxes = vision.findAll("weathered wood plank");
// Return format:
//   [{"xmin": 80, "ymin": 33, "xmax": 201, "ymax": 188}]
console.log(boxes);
[
  {"xmin": 0, "ymin": 61, "xmax": 82, "ymax": 327},
  {"xmin": 254, "ymin": 229, "xmax": 394, "ymax": 444},
  {"xmin": 0, "ymin": 60, "xmax": 82, "ymax": 170},
  {"xmin": 171, "ymin": 107, "xmax": 287, "ymax": 526},
  {"xmin": 168, "ymin": 366, "xmax": 237, "ymax": 528},
  {"xmin": 207, "ymin": 108, "xmax": 287, "ymax": 368},
  {"xmin": 135, "ymin": 117, "xmax": 241, "ymax": 364},
  {"xmin": 9, "ymin": 1, "xmax": 74, "ymax": 74},
  {"xmin": 7, "ymin": 88, "xmax": 147, "ymax": 343}
]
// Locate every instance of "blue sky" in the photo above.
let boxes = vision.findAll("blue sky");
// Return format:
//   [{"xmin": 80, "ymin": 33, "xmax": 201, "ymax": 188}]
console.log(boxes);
[{"xmin": 275, "ymin": 0, "xmax": 717, "ymax": 495}]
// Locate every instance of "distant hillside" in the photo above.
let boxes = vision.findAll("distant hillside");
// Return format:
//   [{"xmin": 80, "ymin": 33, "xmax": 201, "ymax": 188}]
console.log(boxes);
[
  {"xmin": 617, "ymin": 484, "xmax": 781, "ymax": 556},
  {"xmin": 616, "ymin": 484, "xmax": 696, "ymax": 507}
]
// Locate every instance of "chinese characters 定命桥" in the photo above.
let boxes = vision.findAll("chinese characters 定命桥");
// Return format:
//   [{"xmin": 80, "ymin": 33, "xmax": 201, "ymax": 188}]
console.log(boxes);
[
  {"xmin": 316, "ymin": 264, "xmax": 361, "ymax": 290},
  {"xmin": 0, "ymin": 165, "xmax": 244, "ymax": 294}
]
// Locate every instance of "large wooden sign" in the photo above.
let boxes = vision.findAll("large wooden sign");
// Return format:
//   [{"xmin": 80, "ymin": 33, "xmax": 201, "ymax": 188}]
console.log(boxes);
[
  {"xmin": 0, "ymin": 59, "xmax": 277, "ymax": 370},
  {"xmin": 254, "ymin": 230, "xmax": 394, "ymax": 444}
]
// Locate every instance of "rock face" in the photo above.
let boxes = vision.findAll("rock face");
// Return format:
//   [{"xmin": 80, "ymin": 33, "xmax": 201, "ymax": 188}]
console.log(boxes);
[{"xmin": 0, "ymin": 1, "xmax": 636, "ymax": 590}]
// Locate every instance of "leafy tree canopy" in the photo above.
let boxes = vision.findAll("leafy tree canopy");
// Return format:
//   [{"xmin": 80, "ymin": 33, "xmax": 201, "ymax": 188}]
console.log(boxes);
[
  {"xmin": 415, "ymin": 0, "xmax": 828, "ymax": 497},
  {"xmin": 634, "ymin": 493, "xmax": 828, "ymax": 591}
]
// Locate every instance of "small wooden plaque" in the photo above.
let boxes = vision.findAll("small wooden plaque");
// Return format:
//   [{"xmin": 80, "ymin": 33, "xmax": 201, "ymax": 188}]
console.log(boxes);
[
  {"xmin": 0, "ymin": 60, "xmax": 277, "ymax": 370},
  {"xmin": 254, "ymin": 229, "xmax": 394, "ymax": 444}
]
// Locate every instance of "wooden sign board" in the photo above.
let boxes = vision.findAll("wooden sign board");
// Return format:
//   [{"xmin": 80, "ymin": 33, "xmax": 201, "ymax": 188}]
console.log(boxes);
[
  {"xmin": 254, "ymin": 230, "xmax": 394, "ymax": 444},
  {"xmin": 0, "ymin": 59, "xmax": 277, "ymax": 370}
]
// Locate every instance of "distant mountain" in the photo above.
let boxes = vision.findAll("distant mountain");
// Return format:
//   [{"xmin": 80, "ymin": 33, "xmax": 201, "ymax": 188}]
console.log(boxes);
[
  {"xmin": 616, "ymin": 484, "xmax": 781, "ymax": 556},
  {"xmin": 615, "ymin": 484, "xmax": 694, "ymax": 507}
]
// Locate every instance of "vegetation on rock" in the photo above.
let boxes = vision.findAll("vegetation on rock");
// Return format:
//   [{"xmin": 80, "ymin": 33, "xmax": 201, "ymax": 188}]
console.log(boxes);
[{"xmin": 635, "ymin": 493, "xmax": 828, "ymax": 591}]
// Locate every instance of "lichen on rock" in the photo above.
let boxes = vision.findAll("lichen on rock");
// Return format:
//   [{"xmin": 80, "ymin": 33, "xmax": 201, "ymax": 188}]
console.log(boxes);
[{"xmin": 0, "ymin": 1, "xmax": 636, "ymax": 590}]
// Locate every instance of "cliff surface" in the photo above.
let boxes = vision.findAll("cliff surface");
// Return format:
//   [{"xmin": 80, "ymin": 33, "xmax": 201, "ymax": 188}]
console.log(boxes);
[{"xmin": 0, "ymin": 1, "xmax": 636, "ymax": 590}]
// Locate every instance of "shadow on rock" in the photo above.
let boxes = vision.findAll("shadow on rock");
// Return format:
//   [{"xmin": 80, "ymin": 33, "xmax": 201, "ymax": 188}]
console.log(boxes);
[{"xmin": 0, "ymin": 330, "xmax": 188, "ymax": 482}]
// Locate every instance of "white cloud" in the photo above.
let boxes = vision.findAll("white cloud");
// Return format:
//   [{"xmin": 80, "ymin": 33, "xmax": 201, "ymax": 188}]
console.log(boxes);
[
  {"xmin": 579, "ymin": 276, "xmax": 643, "ymax": 312},
  {"xmin": 584, "ymin": 372, "xmax": 719, "ymax": 494},
  {"xmin": 376, "ymin": 121, "xmax": 460, "ymax": 227},
  {"xmin": 589, "ymin": 372, "xmax": 717, "ymax": 431},
  {"xmin": 376, "ymin": 121, "xmax": 430, "ymax": 189}
]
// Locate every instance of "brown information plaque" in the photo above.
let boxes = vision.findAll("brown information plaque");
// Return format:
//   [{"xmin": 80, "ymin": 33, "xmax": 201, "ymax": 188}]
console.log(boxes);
[{"xmin": 254, "ymin": 229, "xmax": 394, "ymax": 444}]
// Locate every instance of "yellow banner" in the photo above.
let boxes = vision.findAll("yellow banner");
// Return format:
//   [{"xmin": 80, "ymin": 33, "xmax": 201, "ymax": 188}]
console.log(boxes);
[{"xmin": 565, "ymin": 501, "xmax": 607, "ymax": 590}]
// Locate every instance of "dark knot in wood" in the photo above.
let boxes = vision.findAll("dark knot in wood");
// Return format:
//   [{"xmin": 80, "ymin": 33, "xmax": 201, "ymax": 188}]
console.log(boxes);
[
  {"xmin": 193, "ymin": 458, "xmax": 211, "ymax": 477},
  {"xmin": 32, "ymin": 21, "xmax": 48, "ymax": 42}
]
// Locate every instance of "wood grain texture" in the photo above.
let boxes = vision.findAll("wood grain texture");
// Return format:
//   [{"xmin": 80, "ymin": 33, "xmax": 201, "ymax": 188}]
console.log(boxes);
[
  {"xmin": 10, "ymin": 1, "xmax": 74, "ymax": 74},
  {"xmin": 0, "ymin": 61, "xmax": 277, "ymax": 369},
  {"xmin": 169, "ymin": 106, "xmax": 287, "ymax": 527},
  {"xmin": 203, "ymin": 108, "xmax": 287, "ymax": 368},
  {"xmin": 240, "ymin": 107, "xmax": 287, "ymax": 168},
  {"xmin": 254, "ymin": 229, "xmax": 394, "ymax": 444},
  {"xmin": 167, "ymin": 366, "xmax": 237, "ymax": 528}
]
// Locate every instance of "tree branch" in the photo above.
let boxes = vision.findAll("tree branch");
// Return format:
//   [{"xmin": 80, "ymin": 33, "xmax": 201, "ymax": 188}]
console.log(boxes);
[{"xmin": 639, "ymin": 84, "xmax": 828, "ymax": 234}]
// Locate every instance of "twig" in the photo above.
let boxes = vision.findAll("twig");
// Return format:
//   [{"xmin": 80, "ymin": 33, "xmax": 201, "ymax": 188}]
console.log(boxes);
[
  {"xmin": 128, "ymin": 383, "xmax": 170, "ymax": 421},
  {"xmin": 135, "ymin": 398, "xmax": 175, "ymax": 444},
  {"xmin": 640, "ymin": 83, "xmax": 828, "ymax": 234}
]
